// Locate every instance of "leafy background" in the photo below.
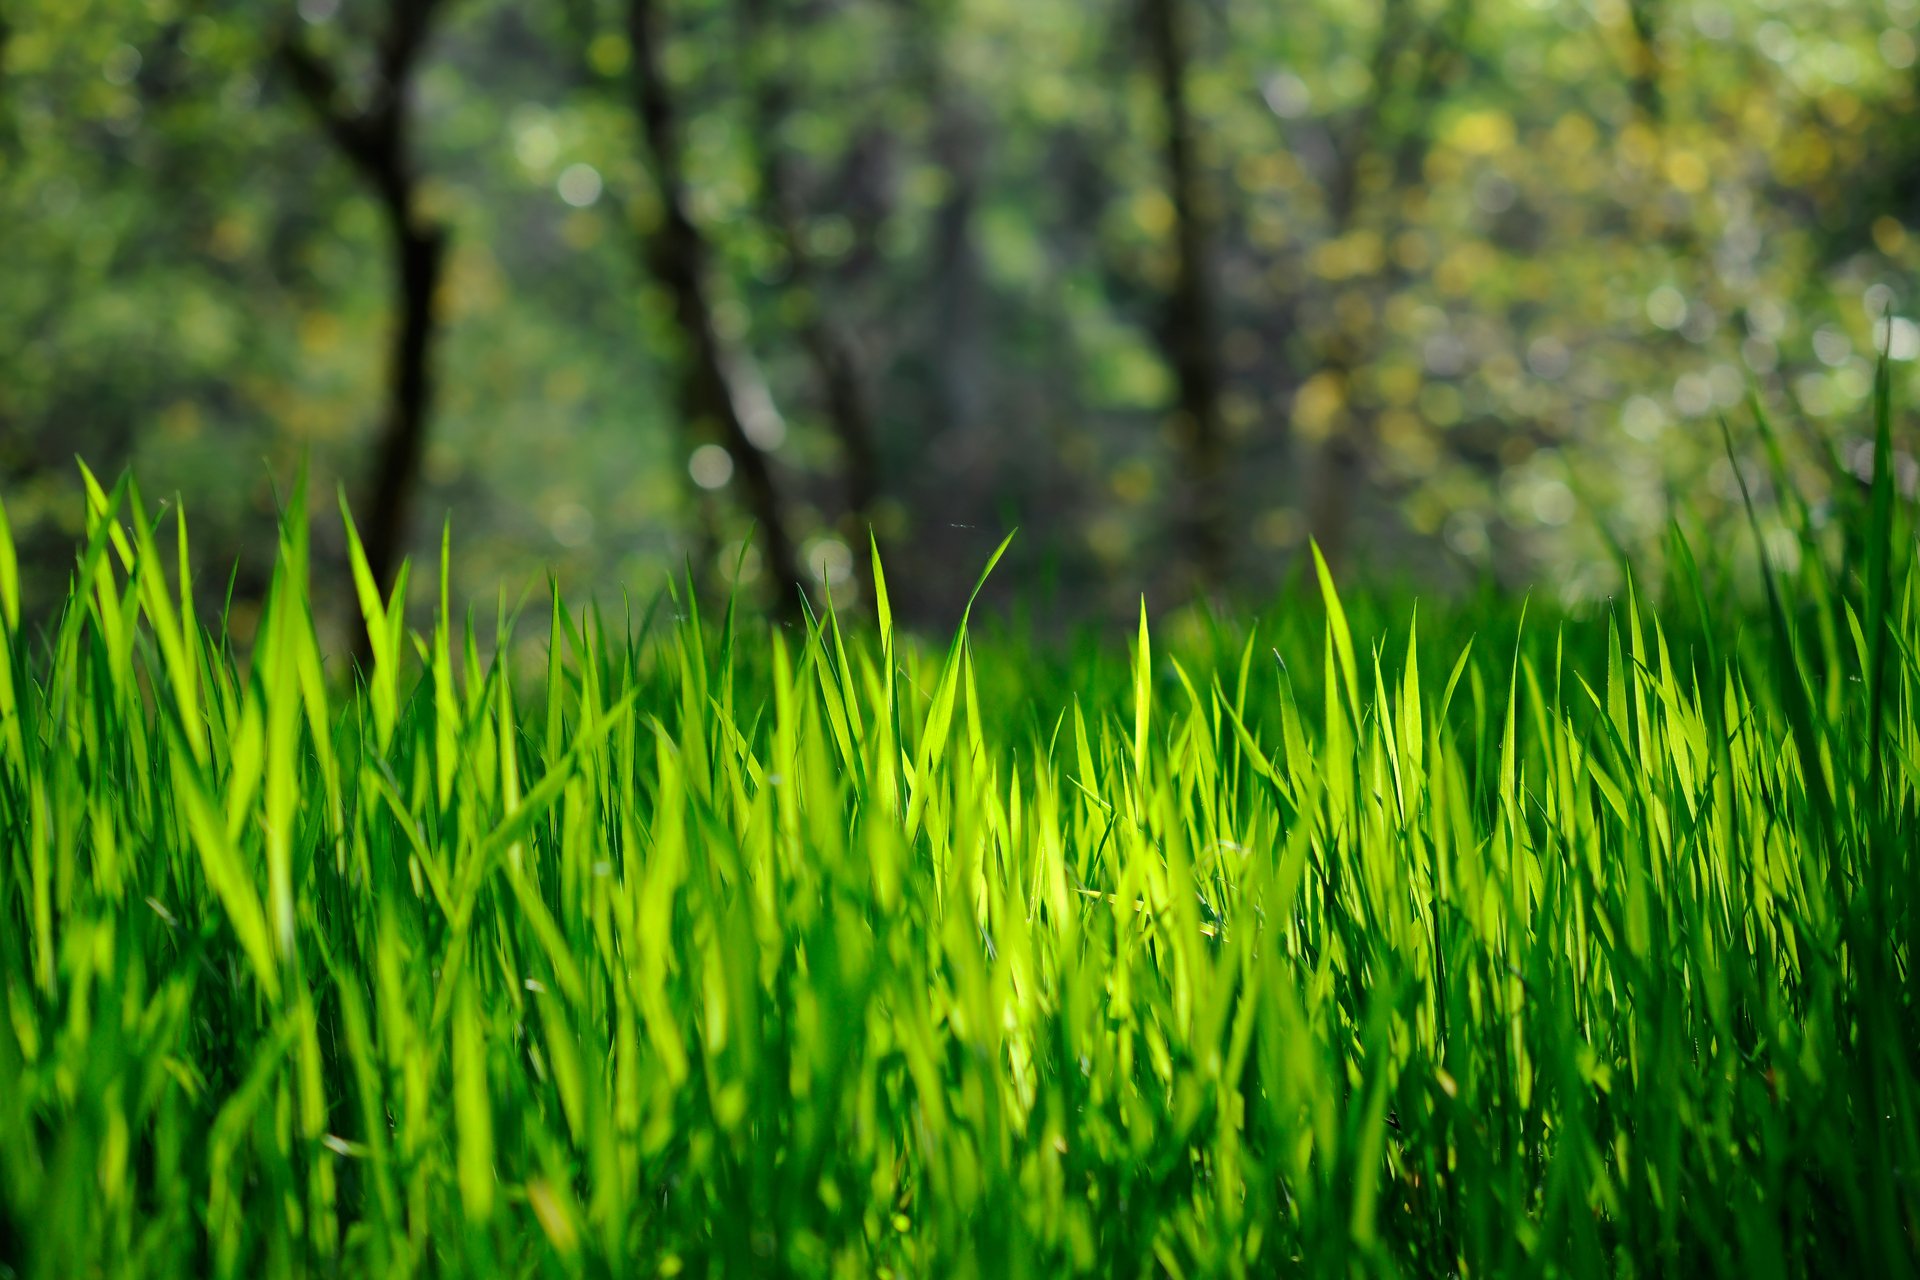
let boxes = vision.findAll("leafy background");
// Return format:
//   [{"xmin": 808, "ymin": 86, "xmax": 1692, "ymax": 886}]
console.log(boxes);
[{"xmin": 1, "ymin": 0, "xmax": 1915, "ymax": 635}]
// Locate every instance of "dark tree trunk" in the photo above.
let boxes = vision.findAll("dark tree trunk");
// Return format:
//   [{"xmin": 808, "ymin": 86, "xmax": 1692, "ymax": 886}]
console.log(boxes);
[
  {"xmin": 280, "ymin": 0, "xmax": 453, "ymax": 614},
  {"xmin": 1143, "ymin": 0, "xmax": 1229, "ymax": 594},
  {"xmin": 629, "ymin": 0, "xmax": 806, "ymax": 617},
  {"xmin": 362, "ymin": 213, "xmax": 446, "ymax": 593}
]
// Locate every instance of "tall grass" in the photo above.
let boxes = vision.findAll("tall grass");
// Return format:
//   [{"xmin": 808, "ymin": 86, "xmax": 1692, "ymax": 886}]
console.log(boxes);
[{"xmin": 0, "ymin": 391, "xmax": 1915, "ymax": 1277}]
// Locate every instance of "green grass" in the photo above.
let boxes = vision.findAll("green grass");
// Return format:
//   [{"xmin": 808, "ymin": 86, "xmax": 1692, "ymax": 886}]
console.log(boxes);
[{"xmin": 1, "ymin": 401, "xmax": 1916, "ymax": 1277}]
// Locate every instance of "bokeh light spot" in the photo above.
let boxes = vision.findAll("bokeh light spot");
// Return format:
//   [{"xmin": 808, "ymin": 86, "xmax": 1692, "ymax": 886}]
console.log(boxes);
[
  {"xmin": 689, "ymin": 444, "xmax": 734, "ymax": 490},
  {"xmin": 558, "ymin": 164, "xmax": 603, "ymax": 208}
]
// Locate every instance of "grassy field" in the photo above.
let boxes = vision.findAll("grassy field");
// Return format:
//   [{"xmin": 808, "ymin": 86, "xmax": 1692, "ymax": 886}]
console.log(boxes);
[{"xmin": 0, "ymin": 391, "xmax": 1915, "ymax": 1277}]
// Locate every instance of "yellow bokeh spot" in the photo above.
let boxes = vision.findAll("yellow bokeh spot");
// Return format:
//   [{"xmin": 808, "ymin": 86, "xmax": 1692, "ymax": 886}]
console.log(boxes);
[
  {"xmin": 1407, "ymin": 494, "xmax": 1442, "ymax": 535},
  {"xmin": 210, "ymin": 215, "xmax": 254, "ymax": 262},
  {"xmin": 1424, "ymin": 149, "xmax": 1465, "ymax": 186},
  {"xmin": 1873, "ymin": 216, "xmax": 1908, "ymax": 256},
  {"xmin": 1111, "ymin": 460, "xmax": 1156, "ymax": 505},
  {"xmin": 414, "ymin": 177, "xmax": 460, "ymax": 225},
  {"xmin": 1775, "ymin": 130, "xmax": 1832, "ymax": 182},
  {"xmin": 626, "ymin": 187, "xmax": 665, "ymax": 236},
  {"xmin": 1421, "ymin": 383, "xmax": 1463, "ymax": 426},
  {"xmin": 1234, "ymin": 153, "xmax": 1285, "ymax": 194},
  {"xmin": 1311, "ymin": 230, "xmax": 1384, "ymax": 281},
  {"xmin": 1742, "ymin": 97, "xmax": 1782, "ymax": 147},
  {"xmin": 1255, "ymin": 508, "xmax": 1302, "ymax": 548},
  {"xmin": 1513, "ymin": 261, "xmax": 1555, "ymax": 302},
  {"xmin": 1435, "ymin": 242, "xmax": 1496, "ymax": 297},
  {"xmin": 1292, "ymin": 372, "xmax": 1347, "ymax": 443},
  {"xmin": 299, "ymin": 312, "xmax": 343, "ymax": 356},
  {"xmin": 1030, "ymin": 75, "xmax": 1074, "ymax": 124},
  {"xmin": 1617, "ymin": 123, "xmax": 1658, "ymax": 168},
  {"xmin": 1550, "ymin": 113, "xmax": 1598, "ymax": 157},
  {"xmin": 444, "ymin": 243, "xmax": 506, "ymax": 319},
  {"xmin": 1377, "ymin": 364, "xmax": 1421, "ymax": 407},
  {"xmin": 1821, "ymin": 92, "xmax": 1861, "ymax": 129},
  {"xmin": 1447, "ymin": 109, "xmax": 1515, "ymax": 157},
  {"xmin": 1664, "ymin": 149, "xmax": 1708, "ymax": 193},
  {"xmin": 1379, "ymin": 410, "xmax": 1438, "ymax": 474},
  {"xmin": 589, "ymin": 33, "xmax": 630, "ymax": 77},
  {"xmin": 1132, "ymin": 190, "xmax": 1176, "ymax": 238},
  {"xmin": 1392, "ymin": 231, "xmax": 1430, "ymax": 272}
]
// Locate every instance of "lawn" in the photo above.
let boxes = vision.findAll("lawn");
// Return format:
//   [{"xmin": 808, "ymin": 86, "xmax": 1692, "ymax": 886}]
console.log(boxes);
[{"xmin": 0, "ymin": 389, "xmax": 1915, "ymax": 1277}]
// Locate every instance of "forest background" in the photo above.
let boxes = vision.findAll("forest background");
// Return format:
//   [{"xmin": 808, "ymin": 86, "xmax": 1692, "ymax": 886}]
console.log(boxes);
[{"xmin": 1, "ymin": 0, "xmax": 1915, "ymax": 638}]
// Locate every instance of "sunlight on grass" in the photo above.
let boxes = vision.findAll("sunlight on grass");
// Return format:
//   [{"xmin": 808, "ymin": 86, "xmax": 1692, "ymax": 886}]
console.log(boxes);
[{"xmin": 0, "ymin": 386, "xmax": 1914, "ymax": 1276}]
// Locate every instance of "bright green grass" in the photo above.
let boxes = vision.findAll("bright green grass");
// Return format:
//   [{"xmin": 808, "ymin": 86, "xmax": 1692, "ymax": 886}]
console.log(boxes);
[{"xmin": 1, "ymin": 394, "xmax": 1916, "ymax": 1277}]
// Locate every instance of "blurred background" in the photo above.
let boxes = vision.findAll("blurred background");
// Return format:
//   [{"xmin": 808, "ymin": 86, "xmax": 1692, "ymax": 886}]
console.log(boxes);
[{"xmin": 1, "ymin": 0, "xmax": 1916, "ymax": 639}]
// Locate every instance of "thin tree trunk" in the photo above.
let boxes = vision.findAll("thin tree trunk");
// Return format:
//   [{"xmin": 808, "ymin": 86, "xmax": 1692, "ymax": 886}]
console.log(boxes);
[
  {"xmin": 280, "ymin": 0, "xmax": 452, "ymax": 604},
  {"xmin": 1143, "ymin": 0, "xmax": 1229, "ymax": 594},
  {"xmin": 628, "ymin": 0, "xmax": 805, "ymax": 617},
  {"xmin": 361, "ymin": 212, "xmax": 446, "ymax": 593}
]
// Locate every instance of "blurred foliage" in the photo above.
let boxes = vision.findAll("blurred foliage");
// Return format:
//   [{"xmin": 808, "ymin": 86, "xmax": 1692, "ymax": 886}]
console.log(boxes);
[{"xmin": 1, "ymin": 0, "xmax": 1916, "ymax": 630}]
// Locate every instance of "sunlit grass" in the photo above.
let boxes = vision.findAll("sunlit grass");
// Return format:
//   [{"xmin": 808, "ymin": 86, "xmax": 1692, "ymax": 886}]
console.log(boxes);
[{"xmin": 0, "ymin": 379, "xmax": 1914, "ymax": 1277}]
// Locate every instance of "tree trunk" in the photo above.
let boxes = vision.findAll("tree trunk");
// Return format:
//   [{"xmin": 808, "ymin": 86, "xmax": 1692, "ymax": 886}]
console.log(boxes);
[
  {"xmin": 280, "ymin": 0, "xmax": 453, "ymax": 613},
  {"xmin": 361, "ymin": 212, "xmax": 446, "ymax": 593},
  {"xmin": 629, "ymin": 0, "xmax": 806, "ymax": 617},
  {"xmin": 1143, "ymin": 0, "xmax": 1229, "ymax": 594}
]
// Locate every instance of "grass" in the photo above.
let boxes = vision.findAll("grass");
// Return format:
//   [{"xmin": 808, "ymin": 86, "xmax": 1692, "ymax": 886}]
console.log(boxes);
[{"xmin": 0, "ymin": 389, "xmax": 1915, "ymax": 1277}]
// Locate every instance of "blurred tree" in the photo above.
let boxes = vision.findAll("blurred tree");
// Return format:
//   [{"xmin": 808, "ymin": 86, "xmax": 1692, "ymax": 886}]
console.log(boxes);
[
  {"xmin": 1142, "ymin": 0, "xmax": 1229, "ymax": 593},
  {"xmin": 0, "ymin": 0, "xmax": 1914, "ymax": 631},
  {"xmin": 740, "ymin": 0, "xmax": 882, "ymax": 557},
  {"xmin": 919, "ymin": 11, "xmax": 987, "ymax": 445},
  {"xmin": 1624, "ymin": 0, "xmax": 1665, "ymax": 125},
  {"xmin": 279, "ymin": 0, "xmax": 456, "ymax": 596},
  {"xmin": 1296, "ymin": 0, "xmax": 1473, "ymax": 569},
  {"xmin": 625, "ymin": 0, "xmax": 806, "ymax": 615}
]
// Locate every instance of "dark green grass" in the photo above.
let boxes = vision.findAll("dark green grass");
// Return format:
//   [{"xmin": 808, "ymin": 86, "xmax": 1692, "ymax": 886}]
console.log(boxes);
[{"xmin": 0, "ymin": 389, "xmax": 1915, "ymax": 1277}]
